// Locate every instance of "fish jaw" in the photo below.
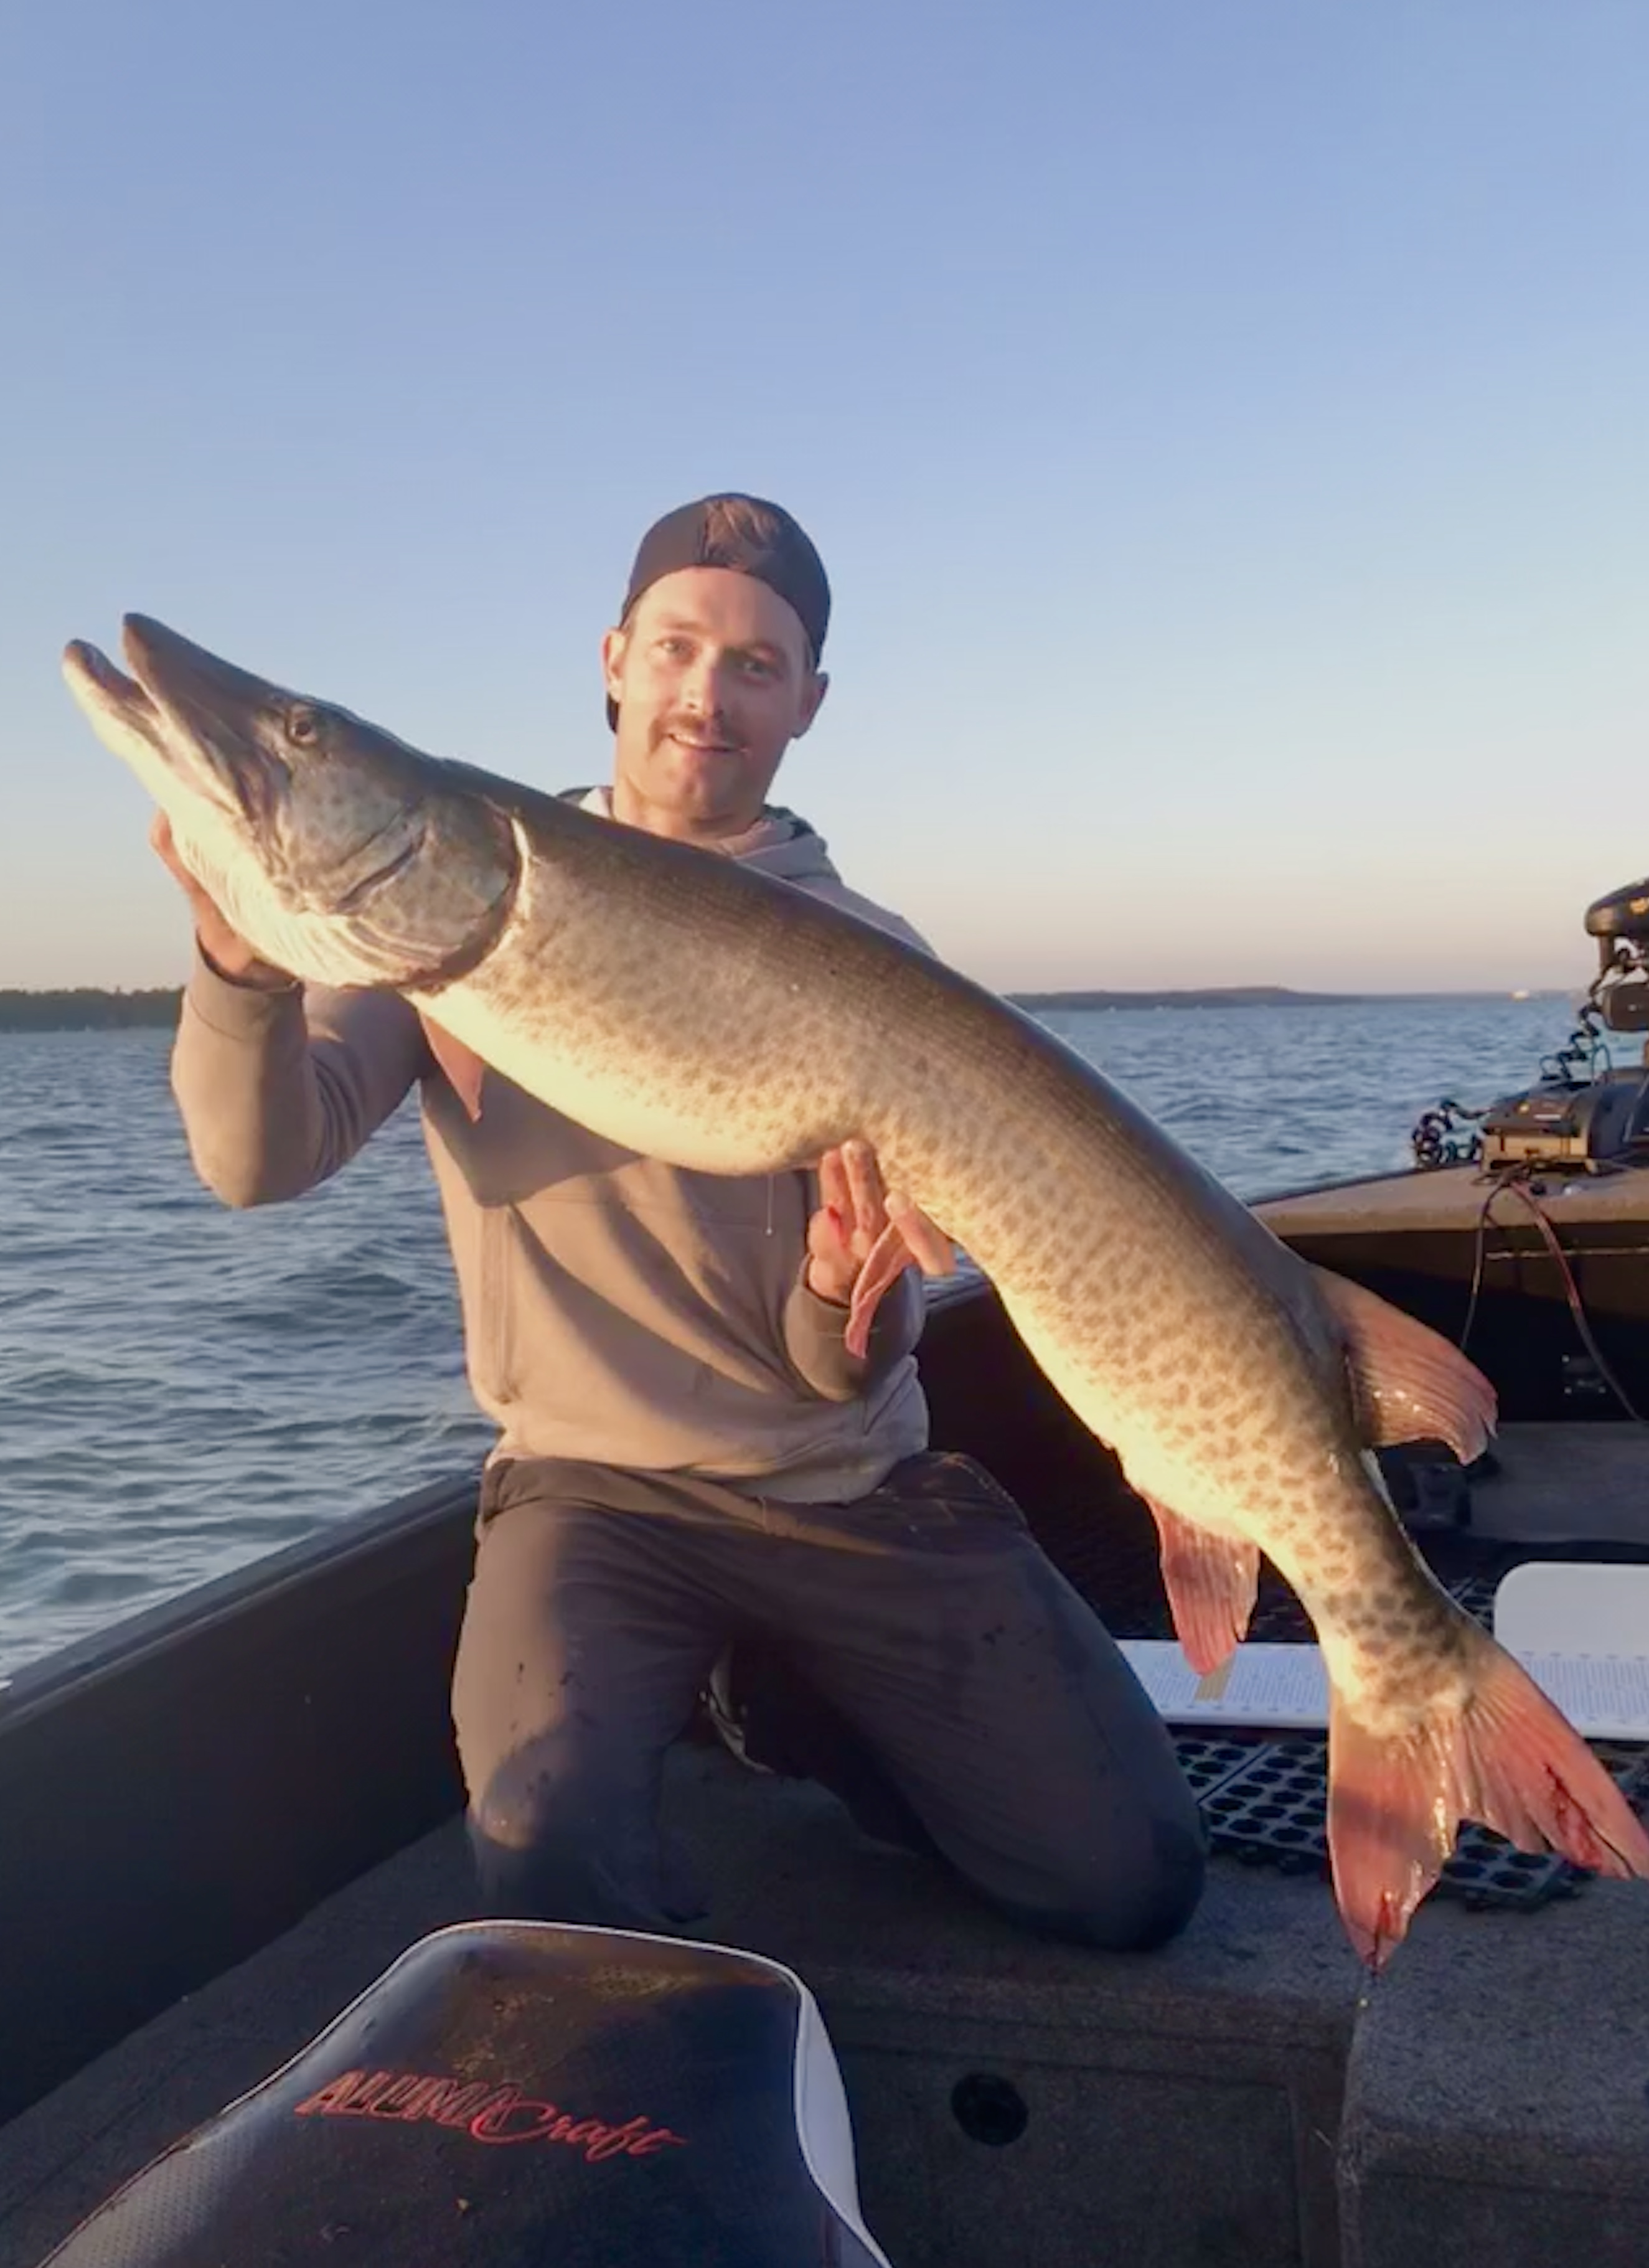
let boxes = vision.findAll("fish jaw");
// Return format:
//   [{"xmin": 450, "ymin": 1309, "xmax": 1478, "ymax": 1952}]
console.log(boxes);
[
  {"xmin": 63, "ymin": 633, "xmax": 246, "ymax": 857},
  {"xmin": 63, "ymin": 629, "xmax": 289, "ymax": 959},
  {"xmin": 64, "ymin": 618, "xmax": 523, "ymax": 992}
]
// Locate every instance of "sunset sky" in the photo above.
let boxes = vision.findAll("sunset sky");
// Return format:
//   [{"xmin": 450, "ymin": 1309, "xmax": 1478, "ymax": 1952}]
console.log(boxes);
[{"xmin": 2, "ymin": 1, "xmax": 1645, "ymax": 995}]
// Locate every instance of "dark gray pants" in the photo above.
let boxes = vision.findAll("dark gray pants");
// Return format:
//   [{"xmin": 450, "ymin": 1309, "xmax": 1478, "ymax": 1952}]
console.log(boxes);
[{"xmin": 450, "ymin": 1451, "xmax": 1205, "ymax": 1950}]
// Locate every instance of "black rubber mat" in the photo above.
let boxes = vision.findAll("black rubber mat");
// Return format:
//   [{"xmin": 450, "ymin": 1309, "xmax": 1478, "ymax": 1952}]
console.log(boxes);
[
  {"xmin": 1184, "ymin": 1730, "xmax": 1649, "ymax": 1911},
  {"xmin": 1162, "ymin": 1546, "xmax": 1649, "ymax": 1909}
]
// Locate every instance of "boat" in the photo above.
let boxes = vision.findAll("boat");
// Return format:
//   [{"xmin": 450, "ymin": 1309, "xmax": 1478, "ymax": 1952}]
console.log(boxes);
[{"xmin": 6, "ymin": 875, "xmax": 1649, "ymax": 2265}]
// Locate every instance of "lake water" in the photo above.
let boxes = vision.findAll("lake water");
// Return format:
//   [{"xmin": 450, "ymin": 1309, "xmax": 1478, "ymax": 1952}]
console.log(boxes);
[{"xmin": 0, "ymin": 994, "xmax": 1579, "ymax": 1679}]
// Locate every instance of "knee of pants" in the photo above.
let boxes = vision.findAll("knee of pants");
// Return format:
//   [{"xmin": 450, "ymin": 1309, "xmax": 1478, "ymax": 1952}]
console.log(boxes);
[
  {"xmin": 1001, "ymin": 1807, "xmax": 1208, "ymax": 1954},
  {"xmin": 464, "ymin": 1732, "xmax": 635, "ymax": 1922}
]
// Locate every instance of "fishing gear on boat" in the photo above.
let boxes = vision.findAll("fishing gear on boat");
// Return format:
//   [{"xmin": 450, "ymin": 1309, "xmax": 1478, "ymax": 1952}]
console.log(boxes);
[
  {"xmin": 1399, "ymin": 871, "xmax": 1649, "ymax": 1426},
  {"xmin": 1411, "ymin": 1096, "xmax": 1487, "ymax": 1170},
  {"xmin": 1411, "ymin": 872, "xmax": 1649, "ymax": 1177}
]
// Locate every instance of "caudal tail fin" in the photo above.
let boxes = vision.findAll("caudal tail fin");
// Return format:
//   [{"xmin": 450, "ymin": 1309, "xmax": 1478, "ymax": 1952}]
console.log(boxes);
[{"xmin": 1327, "ymin": 1633, "xmax": 1649, "ymax": 1969}]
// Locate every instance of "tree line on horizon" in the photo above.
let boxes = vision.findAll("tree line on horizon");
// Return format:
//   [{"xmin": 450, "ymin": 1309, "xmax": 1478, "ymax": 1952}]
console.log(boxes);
[
  {"xmin": 0, "ymin": 988, "xmax": 183, "ymax": 1031},
  {"xmin": 0, "ymin": 979, "xmax": 1548, "ymax": 1034}
]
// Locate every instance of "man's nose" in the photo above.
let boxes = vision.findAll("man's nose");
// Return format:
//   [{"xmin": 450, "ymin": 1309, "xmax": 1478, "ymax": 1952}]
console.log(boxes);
[{"xmin": 679, "ymin": 651, "xmax": 731, "ymax": 717}]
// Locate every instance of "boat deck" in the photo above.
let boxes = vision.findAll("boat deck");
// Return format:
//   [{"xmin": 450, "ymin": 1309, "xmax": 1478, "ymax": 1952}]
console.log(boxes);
[
  {"xmin": 0, "ymin": 1745, "xmax": 1363, "ymax": 2268},
  {"xmin": 6, "ymin": 1756, "xmax": 1648, "ymax": 2264},
  {"xmin": 5, "ymin": 1424, "xmax": 1649, "ymax": 2267}
]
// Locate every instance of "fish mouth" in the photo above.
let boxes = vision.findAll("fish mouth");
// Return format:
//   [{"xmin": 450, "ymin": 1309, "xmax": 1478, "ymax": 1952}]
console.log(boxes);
[
  {"xmin": 62, "ymin": 636, "xmax": 161, "ymax": 735},
  {"xmin": 63, "ymin": 616, "xmax": 259, "ymax": 735},
  {"xmin": 64, "ymin": 616, "xmax": 289, "ymax": 830},
  {"xmin": 119, "ymin": 615, "xmax": 284, "ymax": 748},
  {"xmin": 66, "ymin": 615, "xmax": 430, "ymax": 913},
  {"xmin": 111, "ymin": 614, "xmax": 430, "ymax": 908}
]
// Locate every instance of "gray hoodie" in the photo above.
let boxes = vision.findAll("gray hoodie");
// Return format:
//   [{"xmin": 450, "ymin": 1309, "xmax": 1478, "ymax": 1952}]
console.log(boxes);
[{"xmin": 169, "ymin": 796, "xmax": 931, "ymax": 1503}]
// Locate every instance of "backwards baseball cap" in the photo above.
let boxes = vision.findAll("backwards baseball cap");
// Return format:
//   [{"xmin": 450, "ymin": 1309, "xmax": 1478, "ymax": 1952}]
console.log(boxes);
[{"xmin": 606, "ymin": 492, "xmax": 830, "ymax": 728}]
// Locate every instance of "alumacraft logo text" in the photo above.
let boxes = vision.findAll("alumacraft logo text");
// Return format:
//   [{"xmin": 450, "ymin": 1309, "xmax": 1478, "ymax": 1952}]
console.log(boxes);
[{"xmin": 294, "ymin": 2069, "xmax": 688, "ymax": 2164}]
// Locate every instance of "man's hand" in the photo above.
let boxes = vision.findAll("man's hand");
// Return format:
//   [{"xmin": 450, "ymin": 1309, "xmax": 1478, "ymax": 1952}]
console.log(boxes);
[
  {"xmin": 805, "ymin": 1139, "xmax": 956, "ymax": 1329},
  {"xmin": 806, "ymin": 1141, "xmax": 895, "ymax": 1307},
  {"xmin": 150, "ymin": 813, "xmax": 292, "ymax": 989}
]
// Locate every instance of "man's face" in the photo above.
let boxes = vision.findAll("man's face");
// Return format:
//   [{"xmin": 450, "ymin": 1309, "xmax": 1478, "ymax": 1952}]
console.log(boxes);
[{"xmin": 601, "ymin": 567, "xmax": 828, "ymax": 842}]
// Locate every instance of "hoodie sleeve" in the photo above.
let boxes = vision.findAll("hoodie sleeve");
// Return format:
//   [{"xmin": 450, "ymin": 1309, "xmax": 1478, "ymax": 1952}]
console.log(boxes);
[
  {"xmin": 781, "ymin": 1261, "xmax": 925, "ymax": 1404},
  {"xmin": 171, "ymin": 945, "xmax": 430, "ymax": 1208}
]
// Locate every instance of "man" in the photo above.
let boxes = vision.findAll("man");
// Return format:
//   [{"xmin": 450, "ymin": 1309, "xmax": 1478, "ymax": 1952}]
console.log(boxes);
[{"xmin": 156, "ymin": 493, "xmax": 1205, "ymax": 1949}]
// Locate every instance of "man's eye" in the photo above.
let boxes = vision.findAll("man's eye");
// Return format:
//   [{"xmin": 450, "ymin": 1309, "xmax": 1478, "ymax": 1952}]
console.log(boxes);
[
  {"xmin": 740, "ymin": 656, "xmax": 776, "ymax": 680},
  {"xmin": 657, "ymin": 638, "xmax": 690, "ymax": 660}
]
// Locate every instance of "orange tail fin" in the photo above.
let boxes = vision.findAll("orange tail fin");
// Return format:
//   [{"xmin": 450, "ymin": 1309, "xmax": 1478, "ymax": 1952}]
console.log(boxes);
[{"xmin": 1327, "ymin": 1637, "xmax": 1649, "ymax": 1969}]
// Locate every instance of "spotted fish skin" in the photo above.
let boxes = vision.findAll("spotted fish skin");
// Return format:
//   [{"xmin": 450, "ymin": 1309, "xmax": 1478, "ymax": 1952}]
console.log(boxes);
[
  {"xmin": 62, "ymin": 613, "xmax": 1649, "ymax": 1967},
  {"xmin": 430, "ymin": 760, "xmax": 1467, "ymax": 1729}
]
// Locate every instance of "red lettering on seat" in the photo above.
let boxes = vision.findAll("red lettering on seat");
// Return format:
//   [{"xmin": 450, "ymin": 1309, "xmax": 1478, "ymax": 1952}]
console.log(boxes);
[{"xmin": 293, "ymin": 2069, "xmax": 688, "ymax": 2162}]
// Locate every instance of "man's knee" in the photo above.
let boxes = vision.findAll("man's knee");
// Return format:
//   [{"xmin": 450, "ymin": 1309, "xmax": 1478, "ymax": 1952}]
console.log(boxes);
[
  {"xmin": 465, "ymin": 1732, "xmax": 627, "ymax": 1922},
  {"xmin": 990, "ymin": 1807, "xmax": 1208, "ymax": 1954},
  {"xmin": 464, "ymin": 1727, "xmax": 704, "ymax": 1933}
]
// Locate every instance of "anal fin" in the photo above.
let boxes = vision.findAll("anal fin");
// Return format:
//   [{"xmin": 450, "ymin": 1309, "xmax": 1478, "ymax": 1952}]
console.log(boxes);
[{"xmin": 1146, "ymin": 1499, "xmax": 1260, "ymax": 1675}]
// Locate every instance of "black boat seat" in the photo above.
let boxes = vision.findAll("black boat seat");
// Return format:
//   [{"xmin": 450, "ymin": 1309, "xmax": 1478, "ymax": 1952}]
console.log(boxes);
[{"xmin": 37, "ymin": 1922, "xmax": 895, "ymax": 2266}]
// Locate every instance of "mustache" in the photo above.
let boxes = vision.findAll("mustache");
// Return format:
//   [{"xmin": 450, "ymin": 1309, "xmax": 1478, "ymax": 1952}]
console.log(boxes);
[{"xmin": 650, "ymin": 713, "xmax": 746, "ymax": 754}]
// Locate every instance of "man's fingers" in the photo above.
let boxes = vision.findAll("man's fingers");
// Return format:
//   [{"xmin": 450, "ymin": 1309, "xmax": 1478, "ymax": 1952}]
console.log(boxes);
[
  {"xmin": 149, "ymin": 811, "xmax": 186, "ymax": 879},
  {"xmin": 150, "ymin": 811, "xmax": 207, "ymax": 904},
  {"xmin": 146, "ymin": 810, "xmax": 286, "ymax": 984},
  {"xmin": 817, "ymin": 1147, "xmax": 852, "ymax": 1227},
  {"xmin": 885, "ymin": 1191, "xmax": 957, "ymax": 1276},
  {"xmin": 840, "ymin": 1139, "xmax": 887, "ymax": 1238}
]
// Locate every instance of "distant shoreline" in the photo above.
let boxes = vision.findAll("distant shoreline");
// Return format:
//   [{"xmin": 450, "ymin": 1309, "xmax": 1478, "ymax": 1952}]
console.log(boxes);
[
  {"xmin": 0, "ymin": 982, "xmax": 1570, "ymax": 1033},
  {"xmin": 1008, "ymin": 986, "xmax": 1569, "ymax": 1012},
  {"xmin": 0, "ymin": 989, "xmax": 184, "ymax": 1032}
]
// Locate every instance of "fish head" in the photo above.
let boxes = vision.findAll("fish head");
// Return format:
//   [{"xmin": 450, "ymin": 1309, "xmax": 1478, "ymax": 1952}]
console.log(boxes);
[{"xmin": 63, "ymin": 616, "xmax": 519, "ymax": 990}]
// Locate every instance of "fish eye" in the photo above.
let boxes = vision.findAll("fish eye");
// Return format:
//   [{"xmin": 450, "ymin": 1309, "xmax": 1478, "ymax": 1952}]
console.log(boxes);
[{"xmin": 287, "ymin": 705, "xmax": 321, "ymax": 746}]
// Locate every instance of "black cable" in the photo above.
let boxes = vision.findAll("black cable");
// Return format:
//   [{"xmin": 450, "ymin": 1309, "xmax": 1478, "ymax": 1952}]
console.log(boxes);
[
  {"xmin": 1460, "ymin": 1167, "xmax": 1647, "ymax": 1425},
  {"xmin": 1499, "ymin": 1175, "xmax": 1647, "ymax": 1425},
  {"xmin": 1457, "ymin": 1182, "xmax": 1498, "ymax": 1359}
]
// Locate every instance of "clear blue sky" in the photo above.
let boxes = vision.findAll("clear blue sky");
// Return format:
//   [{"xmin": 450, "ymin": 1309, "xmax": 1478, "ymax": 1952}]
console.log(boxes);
[{"xmin": 2, "ymin": 1, "xmax": 1645, "ymax": 993}]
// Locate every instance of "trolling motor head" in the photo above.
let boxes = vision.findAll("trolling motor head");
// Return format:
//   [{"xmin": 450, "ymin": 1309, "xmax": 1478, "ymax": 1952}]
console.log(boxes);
[{"xmin": 1584, "ymin": 878, "xmax": 1649, "ymax": 1033}]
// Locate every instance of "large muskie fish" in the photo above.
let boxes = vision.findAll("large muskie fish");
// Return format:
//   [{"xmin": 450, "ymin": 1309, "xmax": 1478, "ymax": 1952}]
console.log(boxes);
[{"xmin": 64, "ymin": 616, "xmax": 1649, "ymax": 1966}]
